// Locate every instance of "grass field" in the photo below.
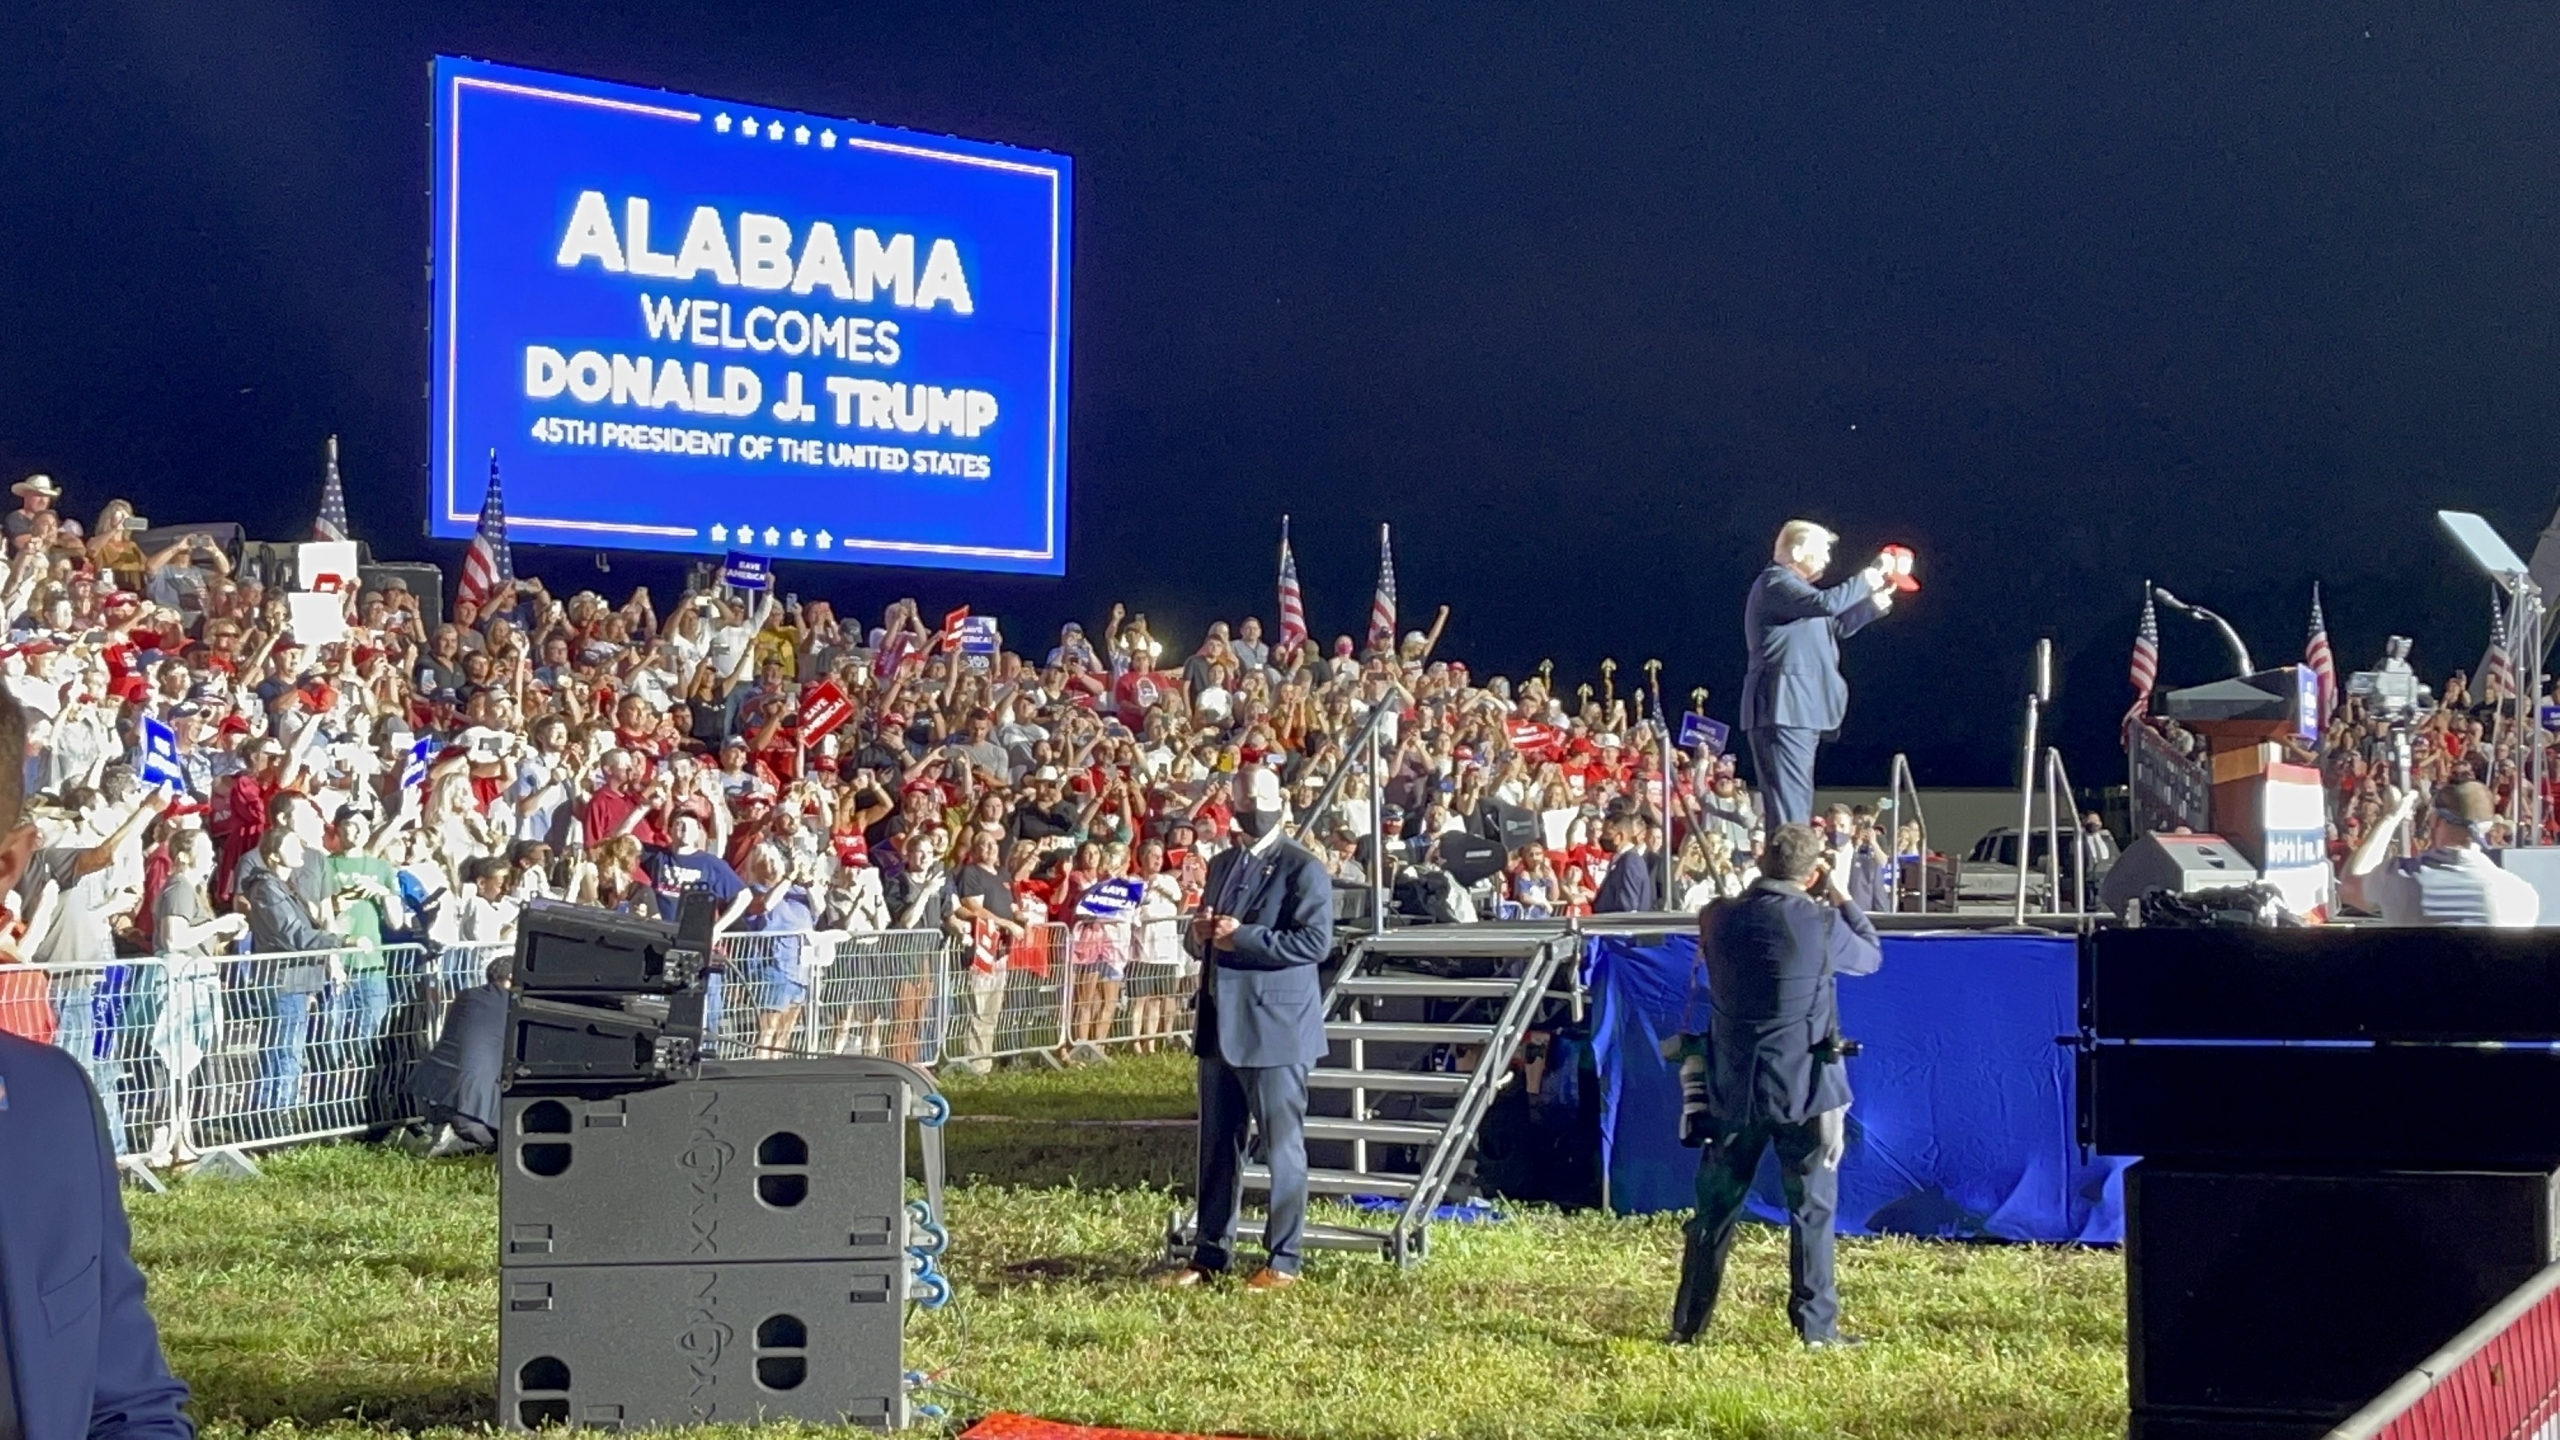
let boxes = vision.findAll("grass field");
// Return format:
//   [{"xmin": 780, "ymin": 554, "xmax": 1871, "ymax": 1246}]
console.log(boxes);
[{"xmin": 132, "ymin": 1051, "xmax": 2128, "ymax": 1440}]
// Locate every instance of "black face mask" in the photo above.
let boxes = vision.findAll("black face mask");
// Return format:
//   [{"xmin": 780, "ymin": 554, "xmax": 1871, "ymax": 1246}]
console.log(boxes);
[{"xmin": 1236, "ymin": 806, "xmax": 1276, "ymax": 841}]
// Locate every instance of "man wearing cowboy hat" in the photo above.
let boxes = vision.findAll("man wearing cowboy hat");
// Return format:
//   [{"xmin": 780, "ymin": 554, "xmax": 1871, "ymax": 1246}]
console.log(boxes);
[{"xmin": 6, "ymin": 472, "xmax": 60, "ymax": 540}]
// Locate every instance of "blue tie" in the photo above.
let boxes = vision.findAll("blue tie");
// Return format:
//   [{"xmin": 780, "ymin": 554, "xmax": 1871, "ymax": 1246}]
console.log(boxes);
[{"xmin": 1221, "ymin": 850, "xmax": 1265, "ymax": 914}]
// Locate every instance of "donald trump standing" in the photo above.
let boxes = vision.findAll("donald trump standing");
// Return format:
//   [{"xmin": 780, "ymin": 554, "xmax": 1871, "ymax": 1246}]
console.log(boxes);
[{"xmin": 1740, "ymin": 521, "xmax": 1907, "ymax": 827}]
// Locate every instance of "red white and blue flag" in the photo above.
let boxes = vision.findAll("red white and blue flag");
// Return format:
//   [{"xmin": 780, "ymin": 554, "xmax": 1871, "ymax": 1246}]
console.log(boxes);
[
  {"xmin": 314, "ymin": 433, "xmax": 350, "ymax": 543},
  {"xmin": 455, "ymin": 451, "xmax": 514, "ymax": 612},
  {"xmin": 2304, "ymin": 584, "xmax": 2335, "ymax": 723},
  {"xmin": 1277, "ymin": 515, "xmax": 1308, "ymax": 654},
  {"xmin": 1368, "ymin": 523, "xmax": 1397, "ymax": 652},
  {"xmin": 2485, "ymin": 589, "xmax": 2516, "ymax": 699},
  {"xmin": 2129, "ymin": 586, "xmax": 2160, "ymax": 710}
]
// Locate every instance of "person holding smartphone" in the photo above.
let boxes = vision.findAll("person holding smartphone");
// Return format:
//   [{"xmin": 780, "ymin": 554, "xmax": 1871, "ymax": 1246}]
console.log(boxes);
[{"xmin": 1154, "ymin": 769, "xmax": 1334, "ymax": 1292}]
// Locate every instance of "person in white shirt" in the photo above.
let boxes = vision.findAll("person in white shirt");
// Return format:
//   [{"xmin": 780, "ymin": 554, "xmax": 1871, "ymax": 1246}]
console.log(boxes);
[
  {"xmin": 510, "ymin": 716, "xmax": 573, "ymax": 844},
  {"xmin": 2340, "ymin": 780, "xmax": 2541, "ymax": 927},
  {"xmin": 702, "ymin": 589, "xmax": 775, "ymax": 685},
  {"xmin": 457, "ymin": 856, "xmax": 523, "ymax": 944}
]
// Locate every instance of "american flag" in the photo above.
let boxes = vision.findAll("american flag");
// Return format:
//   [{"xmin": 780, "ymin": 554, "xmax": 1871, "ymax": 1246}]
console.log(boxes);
[
  {"xmin": 2304, "ymin": 583, "xmax": 2335, "ymax": 722},
  {"xmin": 314, "ymin": 433, "xmax": 350, "ymax": 543},
  {"xmin": 455, "ymin": 451, "xmax": 514, "ymax": 612},
  {"xmin": 1277, "ymin": 515, "xmax": 1308, "ymax": 654},
  {"xmin": 2129, "ymin": 585, "xmax": 2160, "ymax": 708},
  {"xmin": 1368, "ymin": 522, "xmax": 1397, "ymax": 652},
  {"xmin": 2485, "ymin": 589, "xmax": 2516, "ymax": 699}
]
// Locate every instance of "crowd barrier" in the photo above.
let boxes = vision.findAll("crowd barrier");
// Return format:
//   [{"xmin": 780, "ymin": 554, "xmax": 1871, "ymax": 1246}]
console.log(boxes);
[{"xmin": 5, "ymin": 915, "xmax": 1197, "ymax": 1174}]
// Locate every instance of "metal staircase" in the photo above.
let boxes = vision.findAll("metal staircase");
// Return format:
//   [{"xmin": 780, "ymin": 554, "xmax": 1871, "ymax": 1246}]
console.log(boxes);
[{"xmin": 1170, "ymin": 925, "xmax": 1581, "ymax": 1267}]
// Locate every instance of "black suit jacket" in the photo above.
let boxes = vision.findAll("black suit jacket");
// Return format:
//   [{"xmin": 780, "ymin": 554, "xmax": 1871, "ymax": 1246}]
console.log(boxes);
[
  {"xmin": 1698, "ymin": 880, "xmax": 1883, "ymax": 1126},
  {"xmin": 409, "ymin": 983, "xmax": 508, "ymax": 1126}
]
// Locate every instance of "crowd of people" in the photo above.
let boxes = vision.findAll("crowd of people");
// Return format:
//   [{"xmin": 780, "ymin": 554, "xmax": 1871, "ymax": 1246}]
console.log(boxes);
[
  {"xmin": 2137, "ymin": 636, "xmax": 2556, "ymax": 866},
  {"xmin": 0, "ymin": 470, "xmax": 1795, "ymax": 1164}
]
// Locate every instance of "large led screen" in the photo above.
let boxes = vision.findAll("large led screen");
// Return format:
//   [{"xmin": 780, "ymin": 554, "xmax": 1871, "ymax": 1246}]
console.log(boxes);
[{"xmin": 428, "ymin": 57, "xmax": 1071, "ymax": 574}]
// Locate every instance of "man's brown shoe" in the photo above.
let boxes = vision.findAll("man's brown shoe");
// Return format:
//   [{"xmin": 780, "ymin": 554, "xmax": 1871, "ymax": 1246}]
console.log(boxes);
[
  {"xmin": 1150, "ymin": 1264, "xmax": 1217, "ymax": 1289},
  {"xmin": 1243, "ymin": 1267, "xmax": 1300, "ymax": 1291}
]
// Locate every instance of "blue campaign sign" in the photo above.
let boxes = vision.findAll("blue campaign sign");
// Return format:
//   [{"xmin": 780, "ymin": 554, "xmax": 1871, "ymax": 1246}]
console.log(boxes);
[
  {"xmin": 138, "ymin": 716, "xmax": 185, "ymax": 791},
  {"xmin": 428, "ymin": 57, "xmax": 1072, "ymax": 575},
  {"xmin": 2542, "ymin": 703, "xmax": 2560, "ymax": 735},
  {"xmin": 957, "ymin": 614, "xmax": 1000, "ymax": 654},
  {"xmin": 401, "ymin": 737, "xmax": 436, "ymax": 791},
  {"xmin": 1076, "ymin": 876, "xmax": 1144, "ymax": 921},
  {"xmin": 1678, "ymin": 713, "xmax": 1729, "ymax": 755},
  {"xmin": 723, "ymin": 550, "xmax": 773, "ymax": 592}
]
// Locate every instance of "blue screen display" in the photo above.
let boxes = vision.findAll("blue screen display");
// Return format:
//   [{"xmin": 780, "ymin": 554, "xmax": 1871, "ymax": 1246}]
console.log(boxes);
[{"xmin": 428, "ymin": 57, "xmax": 1071, "ymax": 574}]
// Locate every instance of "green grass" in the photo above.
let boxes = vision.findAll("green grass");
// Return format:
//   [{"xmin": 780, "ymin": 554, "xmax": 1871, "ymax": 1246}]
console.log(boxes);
[{"xmin": 131, "ymin": 1051, "xmax": 2127, "ymax": 1440}]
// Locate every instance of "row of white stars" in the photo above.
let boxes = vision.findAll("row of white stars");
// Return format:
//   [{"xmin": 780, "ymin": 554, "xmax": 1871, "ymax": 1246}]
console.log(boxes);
[
  {"xmin": 710, "ymin": 523, "xmax": 834, "ymax": 550},
  {"xmin": 713, "ymin": 113, "xmax": 840, "ymax": 148}
]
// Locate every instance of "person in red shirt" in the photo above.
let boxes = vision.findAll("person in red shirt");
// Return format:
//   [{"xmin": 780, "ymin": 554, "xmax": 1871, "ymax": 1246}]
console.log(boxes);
[
  {"xmin": 612, "ymin": 693, "xmax": 667, "ymax": 761},
  {"xmin": 580, "ymin": 749, "xmax": 667, "ymax": 849},
  {"xmin": 208, "ymin": 737, "xmax": 282, "ymax": 906}
]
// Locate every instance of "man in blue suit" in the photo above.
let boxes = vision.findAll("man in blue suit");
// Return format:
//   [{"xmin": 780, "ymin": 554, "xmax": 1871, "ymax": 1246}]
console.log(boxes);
[
  {"xmin": 1158, "ymin": 774, "xmax": 1334, "ymax": 1291},
  {"xmin": 1671, "ymin": 823, "xmax": 1883, "ymax": 1347},
  {"xmin": 1739, "ymin": 520, "xmax": 1902, "ymax": 826},
  {"xmin": 0, "ymin": 691, "xmax": 194, "ymax": 1440}
]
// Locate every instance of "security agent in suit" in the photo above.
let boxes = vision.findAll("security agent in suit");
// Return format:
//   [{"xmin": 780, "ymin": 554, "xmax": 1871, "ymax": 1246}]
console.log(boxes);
[
  {"xmin": 1157, "ymin": 774, "xmax": 1335, "ymax": 1291},
  {"xmin": 0, "ymin": 690, "xmax": 194, "ymax": 1440},
  {"xmin": 410, "ymin": 954, "xmax": 512, "ymax": 1156},
  {"xmin": 1740, "ymin": 520, "xmax": 1902, "ymax": 827},
  {"xmin": 1671, "ymin": 822, "xmax": 1883, "ymax": 1347},
  {"xmin": 1591, "ymin": 808, "xmax": 1661, "ymax": 914}
]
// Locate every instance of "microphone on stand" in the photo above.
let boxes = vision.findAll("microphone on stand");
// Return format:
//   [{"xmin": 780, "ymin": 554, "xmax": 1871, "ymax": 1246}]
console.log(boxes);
[{"xmin": 2152, "ymin": 587, "xmax": 2256, "ymax": 678}]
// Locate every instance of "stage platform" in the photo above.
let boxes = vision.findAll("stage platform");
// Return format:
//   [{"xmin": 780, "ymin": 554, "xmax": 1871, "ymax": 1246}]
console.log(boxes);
[{"xmin": 1580, "ymin": 923, "xmax": 2126, "ymax": 1244}]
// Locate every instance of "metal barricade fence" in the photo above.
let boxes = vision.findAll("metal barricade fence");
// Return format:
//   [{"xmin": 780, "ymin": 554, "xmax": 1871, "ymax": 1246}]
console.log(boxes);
[
  {"xmin": 1059, "ymin": 915, "xmax": 1198, "ymax": 1054},
  {"xmin": 3, "ymin": 912, "xmax": 1208, "ymax": 1173},
  {"xmin": 15, "ymin": 945, "xmax": 445, "ymax": 1166}
]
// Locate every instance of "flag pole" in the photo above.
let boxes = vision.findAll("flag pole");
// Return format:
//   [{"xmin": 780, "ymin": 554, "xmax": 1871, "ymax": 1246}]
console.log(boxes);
[{"xmin": 2129, "ymin": 580, "xmax": 2148, "ymax": 832}]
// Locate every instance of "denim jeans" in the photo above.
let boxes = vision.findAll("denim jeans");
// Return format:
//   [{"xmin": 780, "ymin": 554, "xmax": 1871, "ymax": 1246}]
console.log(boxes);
[
  {"xmin": 327, "ymin": 970, "xmax": 392, "ymax": 1107},
  {"xmin": 50, "ymin": 970, "xmax": 125, "ymax": 1152},
  {"xmin": 252, "ymin": 989, "xmax": 319, "ymax": 1118}
]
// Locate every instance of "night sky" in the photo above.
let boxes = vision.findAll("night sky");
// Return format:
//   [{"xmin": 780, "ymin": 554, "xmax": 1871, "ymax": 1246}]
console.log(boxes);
[{"xmin": 6, "ymin": 2, "xmax": 2558, "ymax": 785}]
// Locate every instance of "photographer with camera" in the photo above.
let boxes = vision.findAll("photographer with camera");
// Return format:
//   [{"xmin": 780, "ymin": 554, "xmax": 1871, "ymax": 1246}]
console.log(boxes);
[{"xmin": 1669, "ymin": 821, "xmax": 1882, "ymax": 1348}]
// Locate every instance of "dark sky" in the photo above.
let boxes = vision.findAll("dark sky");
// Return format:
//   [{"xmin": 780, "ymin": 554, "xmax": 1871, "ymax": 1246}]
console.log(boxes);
[{"xmin": 6, "ymin": 2, "xmax": 2558, "ymax": 785}]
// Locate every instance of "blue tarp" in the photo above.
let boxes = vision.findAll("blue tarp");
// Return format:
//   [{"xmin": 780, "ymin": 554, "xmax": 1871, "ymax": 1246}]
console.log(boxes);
[{"xmin": 1586, "ymin": 930, "xmax": 2127, "ymax": 1243}]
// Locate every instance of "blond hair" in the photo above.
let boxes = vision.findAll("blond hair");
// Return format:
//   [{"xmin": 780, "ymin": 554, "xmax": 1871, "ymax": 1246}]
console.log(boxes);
[{"xmin": 1773, "ymin": 520, "xmax": 1836, "ymax": 564}]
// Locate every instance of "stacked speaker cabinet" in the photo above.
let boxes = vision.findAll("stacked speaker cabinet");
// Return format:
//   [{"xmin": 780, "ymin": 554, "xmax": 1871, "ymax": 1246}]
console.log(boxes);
[
  {"xmin": 2081, "ymin": 924, "xmax": 2560, "ymax": 1438},
  {"xmin": 496, "ymin": 903, "xmax": 949, "ymax": 1431}
]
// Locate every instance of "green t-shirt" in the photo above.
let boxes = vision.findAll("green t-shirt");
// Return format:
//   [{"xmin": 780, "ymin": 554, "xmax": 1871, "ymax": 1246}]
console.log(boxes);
[{"xmin": 325, "ymin": 852, "xmax": 399, "ymax": 970}]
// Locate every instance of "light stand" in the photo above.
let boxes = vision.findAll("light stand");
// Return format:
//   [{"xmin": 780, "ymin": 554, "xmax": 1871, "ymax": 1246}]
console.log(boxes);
[{"xmin": 2439, "ymin": 510, "xmax": 2547, "ymax": 842}]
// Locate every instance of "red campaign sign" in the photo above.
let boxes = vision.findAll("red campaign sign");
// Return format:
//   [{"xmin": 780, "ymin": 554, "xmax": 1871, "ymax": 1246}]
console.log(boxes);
[
  {"xmin": 798, "ymin": 680, "xmax": 856, "ymax": 743},
  {"xmin": 1506, "ymin": 719, "xmax": 1565, "ymax": 759},
  {"xmin": 939, "ymin": 604, "xmax": 972, "ymax": 652}
]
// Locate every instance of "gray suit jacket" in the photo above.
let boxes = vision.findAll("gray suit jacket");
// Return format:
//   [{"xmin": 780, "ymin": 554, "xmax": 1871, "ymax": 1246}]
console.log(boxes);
[
  {"xmin": 1738, "ymin": 565, "xmax": 1886, "ymax": 736},
  {"xmin": 1186, "ymin": 837, "xmax": 1334, "ymax": 1068}
]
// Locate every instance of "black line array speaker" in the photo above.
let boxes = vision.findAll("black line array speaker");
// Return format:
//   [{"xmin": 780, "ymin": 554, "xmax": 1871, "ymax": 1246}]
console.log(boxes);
[
  {"xmin": 2096, "ymin": 832, "xmax": 2257, "ymax": 918},
  {"xmin": 2126, "ymin": 1163, "xmax": 2560, "ymax": 1438},
  {"xmin": 497, "ymin": 1057, "xmax": 947, "ymax": 1430},
  {"xmin": 1436, "ymin": 832, "xmax": 1507, "ymax": 887}
]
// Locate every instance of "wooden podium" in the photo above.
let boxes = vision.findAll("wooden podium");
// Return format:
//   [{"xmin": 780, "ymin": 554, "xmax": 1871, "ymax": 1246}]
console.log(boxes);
[{"xmin": 2154, "ymin": 666, "xmax": 2320, "ymax": 870}]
